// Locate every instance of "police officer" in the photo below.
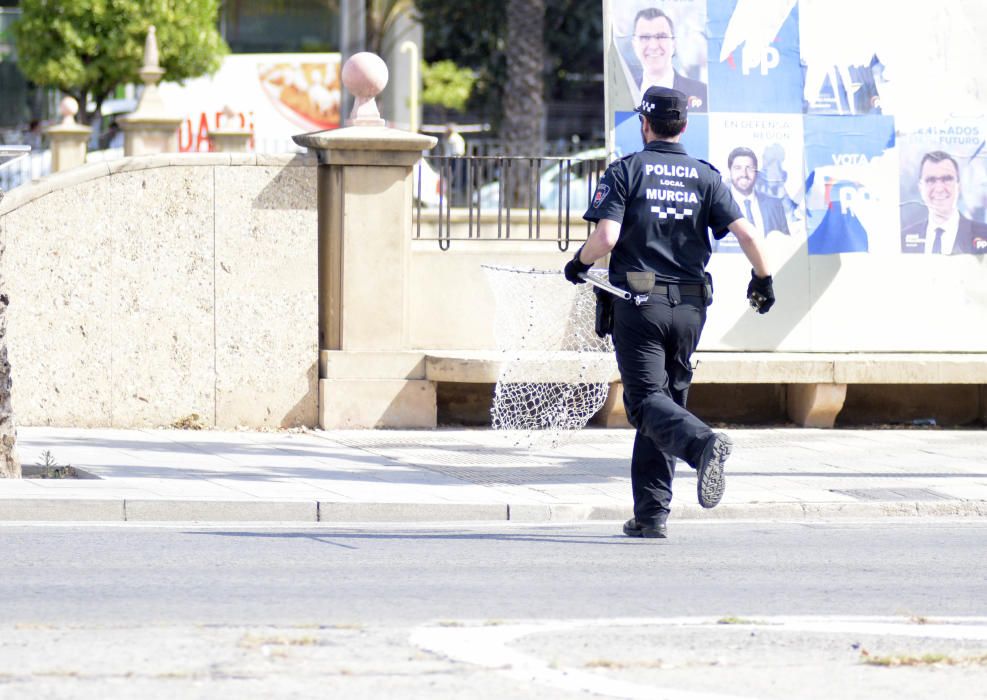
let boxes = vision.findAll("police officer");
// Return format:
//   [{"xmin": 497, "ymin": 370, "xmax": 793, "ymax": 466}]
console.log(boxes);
[{"xmin": 563, "ymin": 86, "xmax": 775, "ymax": 539}]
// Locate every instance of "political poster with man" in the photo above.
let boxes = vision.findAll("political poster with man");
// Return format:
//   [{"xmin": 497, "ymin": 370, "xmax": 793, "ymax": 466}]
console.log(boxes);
[
  {"xmin": 897, "ymin": 118, "xmax": 987, "ymax": 255},
  {"xmin": 605, "ymin": 0, "xmax": 709, "ymax": 113},
  {"xmin": 708, "ymin": 113, "xmax": 804, "ymax": 253}
]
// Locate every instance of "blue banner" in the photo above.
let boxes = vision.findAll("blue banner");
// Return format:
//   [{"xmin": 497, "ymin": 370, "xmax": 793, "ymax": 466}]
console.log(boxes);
[
  {"xmin": 707, "ymin": 0, "xmax": 803, "ymax": 113},
  {"xmin": 804, "ymin": 115, "xmax": 896, "ymax": 254},
  {"xmin": 615, "ymin": 111, "xmax": 709, "ymax": 161}
]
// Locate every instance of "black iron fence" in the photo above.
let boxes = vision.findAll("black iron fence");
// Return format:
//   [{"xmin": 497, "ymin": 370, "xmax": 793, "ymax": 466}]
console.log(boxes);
[{"xmin": 413, "ymin": 153, "xmax": 609, "ymax": 251}]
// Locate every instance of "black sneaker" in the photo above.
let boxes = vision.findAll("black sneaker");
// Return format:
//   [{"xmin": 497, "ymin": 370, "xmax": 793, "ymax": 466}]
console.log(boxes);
[
  {"xmin": 696, "ymin": 433, "xmax": 732, "ymax": 508},
  {"xmin": 622, "ymin": 518, "xmax": 667, "ymax": 538}
]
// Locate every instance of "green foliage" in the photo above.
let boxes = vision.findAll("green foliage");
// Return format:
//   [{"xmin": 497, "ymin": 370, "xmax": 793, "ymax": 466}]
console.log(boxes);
[
  {"xmin": 421, "ymin": 59, "xmax": 474, "ymax": 111},
  {"xmin": 413, "ymin": 0, "xmax": 602, "ymax": 119},
  {"xmin": 13, "ymin": 0, "xmax": 228, "ymax": 122}
]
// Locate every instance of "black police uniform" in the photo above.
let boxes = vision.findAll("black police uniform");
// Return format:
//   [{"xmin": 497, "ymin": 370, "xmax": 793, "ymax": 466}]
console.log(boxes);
[{"xmin": 582, "ymin": 138, "xmax": 741, "ymax": 529}]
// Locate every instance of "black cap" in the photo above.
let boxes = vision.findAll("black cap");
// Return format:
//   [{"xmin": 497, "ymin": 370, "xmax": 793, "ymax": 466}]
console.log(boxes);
[{"xmin": 635, "ymin": 86, "xmax": 688, "ymax": 119}]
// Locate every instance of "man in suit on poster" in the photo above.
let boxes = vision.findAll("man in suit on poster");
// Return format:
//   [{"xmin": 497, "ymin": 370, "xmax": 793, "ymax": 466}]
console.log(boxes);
[
  {"xmin": 901, "ymin": 150, "xmax": 987, "ymax": 255},
  {"xmin": 727, "ymin": 147, "xmax": 790, "ymax": 235},
  {"xmin": 629, "ymin": 7, "xmax": 708, "ymax": 112}
]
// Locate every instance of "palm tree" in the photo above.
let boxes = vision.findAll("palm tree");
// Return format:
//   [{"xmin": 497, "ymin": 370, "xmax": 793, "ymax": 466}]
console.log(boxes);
[{"xmin": 501, "ymin": 0, "xmax": 545, "ymax": 206}]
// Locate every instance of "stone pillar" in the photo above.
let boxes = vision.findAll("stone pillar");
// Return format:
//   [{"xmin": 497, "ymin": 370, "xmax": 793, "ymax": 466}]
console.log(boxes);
[
  {"xmin": 119, "ymin": 26, "xmax": 183, "ymax": 156},
  {"xmin": 787, "ymin": 383, "xmax": 848, "ymax": 428},
  {"xmin": 208, "ymin": 105, "xmax": 253, "ymax": 153},
  {"xmin": 46, "ymin": 97, "xmax": 91, "ymax": 173},
  {"xmin": 294, "ymin": 53, "xmax": 437, "ymax": 429}
]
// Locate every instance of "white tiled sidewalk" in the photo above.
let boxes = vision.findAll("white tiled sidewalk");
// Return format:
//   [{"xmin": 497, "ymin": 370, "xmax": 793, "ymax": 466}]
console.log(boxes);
[{"xmin": 0, "ymin": 426, "xmax": 984, "ymax": 522}]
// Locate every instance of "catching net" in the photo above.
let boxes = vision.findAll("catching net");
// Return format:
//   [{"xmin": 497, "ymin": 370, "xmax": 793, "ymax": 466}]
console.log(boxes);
[{"xmin": 482, "ymin": 265, "xmax": 617, "ymax": 447}]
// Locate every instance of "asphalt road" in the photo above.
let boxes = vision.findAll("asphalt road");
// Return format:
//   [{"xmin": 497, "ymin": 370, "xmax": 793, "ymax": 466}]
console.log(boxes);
[
  {"xmin": 3, "ymin": 520, "xmax": 985, "ymax": 624},
  {"xmin": 2, "ymin": 521, "xmax": 986, "ymax": 699}
]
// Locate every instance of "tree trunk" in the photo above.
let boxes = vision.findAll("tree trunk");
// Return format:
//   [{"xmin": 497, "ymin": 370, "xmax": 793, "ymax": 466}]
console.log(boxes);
[
  {"xmin": 501, "ymin": 0, "xmax": 545, "ymax": 207},
  {"xmin": 0, "ymin": 267, "xmax": 20, "ymax": 478},
  {"xmin": 502, "ymin": 0, "xmax": 545, "ymax": 156}
]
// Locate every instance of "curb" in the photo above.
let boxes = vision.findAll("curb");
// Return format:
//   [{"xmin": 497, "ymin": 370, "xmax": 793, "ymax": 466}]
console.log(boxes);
[{"xmin": 0, "ymin": 499, "xmax": 985, "ymax": 523}]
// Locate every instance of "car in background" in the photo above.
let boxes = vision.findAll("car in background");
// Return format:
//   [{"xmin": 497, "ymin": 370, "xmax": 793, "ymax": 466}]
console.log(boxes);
[{"xmin": 473, "ymin": 148, "xmax": 608, "ymax": 214}]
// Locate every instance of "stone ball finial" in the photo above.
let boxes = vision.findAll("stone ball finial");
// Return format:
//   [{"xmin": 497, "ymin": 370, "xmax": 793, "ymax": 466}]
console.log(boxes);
[
  {"xmin": 59, "ymin": 96, "xmax": 80, "ymax": 125},
  {"xmin": 341, "ymin": 52, "xmax": 388, "ymax": 126}
]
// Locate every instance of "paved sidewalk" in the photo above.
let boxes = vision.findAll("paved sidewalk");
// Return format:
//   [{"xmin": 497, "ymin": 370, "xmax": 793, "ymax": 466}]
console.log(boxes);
[{"xmin": 1, "ymin": 426, "xmax": 985, "ymax": 523}]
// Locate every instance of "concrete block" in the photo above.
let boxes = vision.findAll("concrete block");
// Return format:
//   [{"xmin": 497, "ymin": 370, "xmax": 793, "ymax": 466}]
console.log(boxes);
[
  {"xmin": 786, "ymin": 383, "xmax": 848, "ymax": 428},
  {"xmin": 319, "ymin": 502, "xmax": 506, "ymax": 522},
  {"xmin": 322, "ymin": 350, "xmax": 426, "ymax": 380},
  {"xmin": 4, "ymin": 174, "xmax": 115, "ymax": 426},
  {"xmin": 214, "ymin": 164, "xmax": 318, "ymax": 429},
  {"xmin": 319, "ymin": 378, "xmax": 437, "ymax": 428},
  {"xmin": 257, "ymin": 152, "xmax": 316, "ymax": 167},
  {"xmin": 108, "ymin": 167, "xmax": 217, "ymax": 427},
  {"xmin": 0, "ymin": 499, "xmax": 125, "ymax": 521},
  {"xmin": 693, "ymin": 353, "xmax": 836, "ymax": 384},
  {"xmin": 125, "ymin": 499, "xmax": 317, "ymax": 522},
  {"xmin": 592, "ymin": 383, "xmax": 632, "ymax": 428}
]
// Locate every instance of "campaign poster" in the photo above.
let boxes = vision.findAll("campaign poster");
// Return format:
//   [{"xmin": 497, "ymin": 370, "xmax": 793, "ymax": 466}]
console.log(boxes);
[
  {"xmin": 798, "ymin": 0, "xmax": 888, "ymax": 116},
  {"xmin": 615, "ymin": 111, "xmax": 709, "ymax": 160},
  {"xmin": 708, "ymin": 113, "xmax": 804, "ymax": 253},
  {"xmin": 605, "ymin": 0, "xmax": 709, "ymax": 130},
  {"xmin": 897, "ymin": 118, "xmax": 987, "ymax": 255},
  {"xmin": 706, "ymin": 0, "xmax": 802, "ymax": 113},
  {"xmin": 803, "ymin": 114, "xmax": 898, "ymax": 255},
  {"xmin": 158, "ymin": 53, "xmax": 342, "ymax": 153}
]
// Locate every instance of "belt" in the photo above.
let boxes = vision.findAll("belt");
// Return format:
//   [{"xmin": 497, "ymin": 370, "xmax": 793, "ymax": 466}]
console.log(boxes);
[{"xmin": 651, "ymin": 284, "xmax": 705, "ymax": 296}]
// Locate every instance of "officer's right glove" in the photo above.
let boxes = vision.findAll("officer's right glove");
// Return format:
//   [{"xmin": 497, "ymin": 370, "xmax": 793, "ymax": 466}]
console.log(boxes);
[
  {"xmin": 563, "ymin": 247, "xmax": 592, "ymax": 284},
  {"xmin": 747, "ymin": 270, "xmax": 775, "ymax": 314}
]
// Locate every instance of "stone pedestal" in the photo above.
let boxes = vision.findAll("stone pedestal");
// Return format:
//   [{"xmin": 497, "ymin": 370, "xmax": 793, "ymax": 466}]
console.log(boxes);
[
  {"xmin": 45, "ymin": 97, "xmax": 91, "ymax": 173},
  {"xmin": 47, "ymin": 123, "xmax": 91, "ymax": 173},
  {"xmin": 294, "ymin": 126, "xmax": 436, "ymax": 428},
  {"xmin": 119, "ymin": 25, "xmax": 182, "ymax": 156},
  {"xmin": 208, "ymin": 128, "xmax": 252, "ymax": 153},
  {"xmin": 120, "ymin": 119, "xmax": 181, "ymax": 156}
]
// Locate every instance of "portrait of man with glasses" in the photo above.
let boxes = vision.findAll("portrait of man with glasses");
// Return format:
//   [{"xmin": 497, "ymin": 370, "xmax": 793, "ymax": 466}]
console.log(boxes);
[
  {"xmin": 901, "ymin": 151, "xmax": 987, "ymax": 255},
  {"xmin": 621, "ymin": 5, "xmax": 708, "ymax": 112}
]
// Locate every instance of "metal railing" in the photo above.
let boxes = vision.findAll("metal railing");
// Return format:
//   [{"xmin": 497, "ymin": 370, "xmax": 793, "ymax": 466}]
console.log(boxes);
[
  {"xmin": 0, "ymin": 145, "xmax": 32, "ymax": 199},
  {"xmin": 413, "ymin": 153, "xmax": 608, "ymax": 251}
]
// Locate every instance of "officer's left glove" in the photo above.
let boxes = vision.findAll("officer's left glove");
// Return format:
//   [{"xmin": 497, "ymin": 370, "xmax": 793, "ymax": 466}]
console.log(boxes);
[
  {"xmin": 563, "ymin": 247, "xmax": 592, "ymax": 284},
  {"xmin": 746, "ymin": 270, "xmax": 775, "ymax": 314}
]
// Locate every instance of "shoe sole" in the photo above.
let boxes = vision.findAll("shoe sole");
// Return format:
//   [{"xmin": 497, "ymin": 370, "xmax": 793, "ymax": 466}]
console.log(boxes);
[
  {"xmin": 623, "ymin": 521, "xmax": 667, "ymax": 538},
  {"xmin": 697, "ymin": 434, "xmax": 732, "ymax": 508}
]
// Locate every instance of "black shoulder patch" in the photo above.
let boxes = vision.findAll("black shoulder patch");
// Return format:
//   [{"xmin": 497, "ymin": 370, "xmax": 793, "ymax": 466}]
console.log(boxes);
[{"xmin": 696, "ymin": 158, "xmax": 721, "ymax": 175}]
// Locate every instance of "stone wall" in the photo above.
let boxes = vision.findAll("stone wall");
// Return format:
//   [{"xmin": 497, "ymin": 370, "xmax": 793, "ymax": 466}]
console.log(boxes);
[{"xmin": 0, "ymin": 153, "xmax": 318, "ymax": 429}]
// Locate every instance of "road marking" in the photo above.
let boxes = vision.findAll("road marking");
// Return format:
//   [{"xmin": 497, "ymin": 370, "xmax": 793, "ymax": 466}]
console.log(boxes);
[{"xmin": 411, "ymin": 615, "xmax": 987, "ymax": 700}]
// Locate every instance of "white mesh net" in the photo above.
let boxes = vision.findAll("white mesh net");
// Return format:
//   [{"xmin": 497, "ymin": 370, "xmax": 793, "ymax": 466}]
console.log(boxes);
[{"xmin": 482, "ymin": 265, "xmax": 617, "ymax": 447}]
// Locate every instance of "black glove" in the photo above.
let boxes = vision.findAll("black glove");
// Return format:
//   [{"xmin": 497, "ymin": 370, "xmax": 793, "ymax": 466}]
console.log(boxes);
[
  {"xmin": 563, "ymin": 247, "xmax": 592, "ymax": 284},
  {"xmin": 746, "ymin": 270, "xmax": 775, "ymax": 314}
]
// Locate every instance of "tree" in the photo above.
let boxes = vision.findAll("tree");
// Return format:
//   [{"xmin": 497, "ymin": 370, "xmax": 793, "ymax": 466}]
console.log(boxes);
[
  {"xmin": 413, "ymin": 0, "xmax": 602, "ymax": 139},
  {"xmin": 13, "ymin": 0, "xmax": 228, "ymax": 124},
  {"xmin": 421, "ymin": 59, "xmax": 475, "ymax": 112},
  {"xmin": 502, "ymin": 0, "xmax": 545, "ymax": 155}
]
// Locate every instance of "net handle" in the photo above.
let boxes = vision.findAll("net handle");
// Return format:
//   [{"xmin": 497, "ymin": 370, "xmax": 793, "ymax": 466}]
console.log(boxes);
[{"xmin": 579, "ymin": 271, "xmax": 631, "ymax": 300}]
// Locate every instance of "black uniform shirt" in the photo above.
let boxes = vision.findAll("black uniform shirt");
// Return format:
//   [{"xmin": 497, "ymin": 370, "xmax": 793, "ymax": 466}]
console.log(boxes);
[{"xmin": 583, "ymin": 140, "xmax": 742, "ymax": 285}]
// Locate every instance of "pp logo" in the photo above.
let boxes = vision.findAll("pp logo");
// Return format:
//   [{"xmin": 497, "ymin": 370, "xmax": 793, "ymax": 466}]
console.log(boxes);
[
  {"xmin": 741, "ymin": 46, "xmax": 780, "ymax": 76},
  {"xmin": 592, "ymin": 184, "xmax": 610, "ymax": 208},
  {"xmin": 974, "ymin": 237, "xmax": 987, "ymax": 251}
]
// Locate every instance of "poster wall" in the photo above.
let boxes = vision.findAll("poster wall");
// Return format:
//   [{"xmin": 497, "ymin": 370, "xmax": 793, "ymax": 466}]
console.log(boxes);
[{"xmin": 603, "ymin": 0, "xmax": 987, "ymax": 351}]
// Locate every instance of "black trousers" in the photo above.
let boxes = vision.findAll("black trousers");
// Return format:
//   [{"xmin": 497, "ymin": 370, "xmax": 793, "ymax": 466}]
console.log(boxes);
[{"xmin": 611, "ymin": 290, "xmax": 715, "ymax": 526}]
